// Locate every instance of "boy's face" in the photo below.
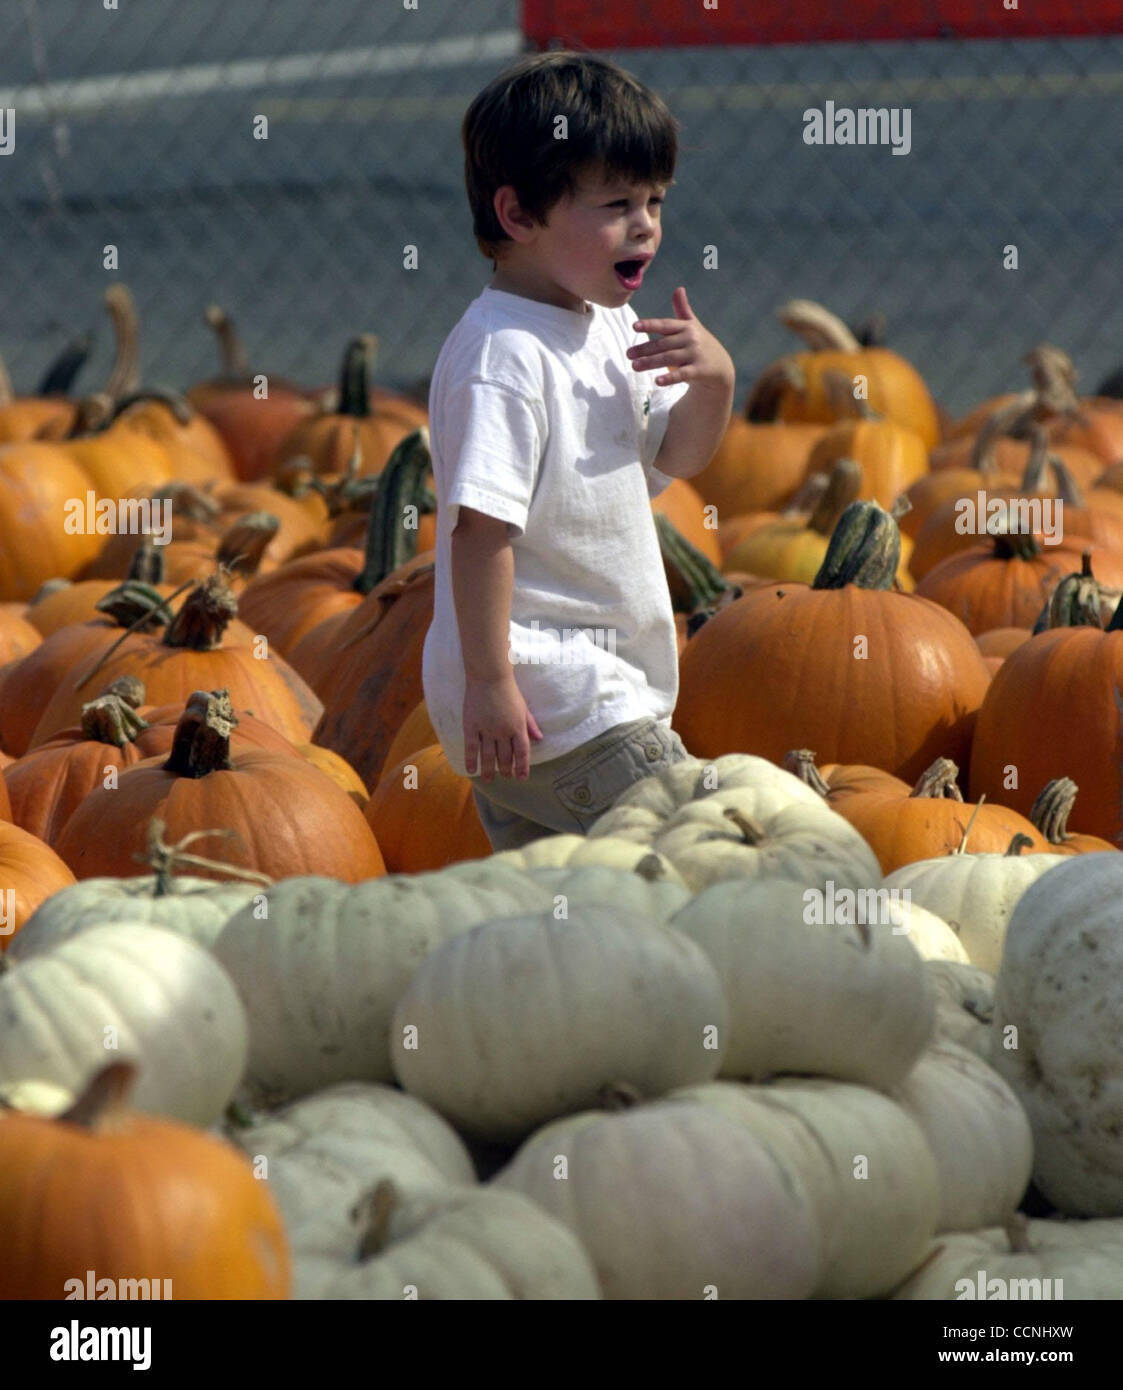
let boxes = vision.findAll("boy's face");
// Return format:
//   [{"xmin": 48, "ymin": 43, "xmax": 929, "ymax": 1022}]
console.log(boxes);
[{"xmin": 491, "ymin": 167, "xmax": 667, "ymax": 313}]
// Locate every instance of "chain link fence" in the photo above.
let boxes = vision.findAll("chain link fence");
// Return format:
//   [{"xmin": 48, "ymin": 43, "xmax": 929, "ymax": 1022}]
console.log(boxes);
[{"xmin": 2, "ymin": 1, "xmax": 1122, "ymax": 417}]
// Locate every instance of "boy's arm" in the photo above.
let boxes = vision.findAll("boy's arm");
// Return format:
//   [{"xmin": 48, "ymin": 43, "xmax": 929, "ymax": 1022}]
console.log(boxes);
[
  {"xmin": 629, "ymin": 285, "xmax": 735, "ymax": 482},
  {"xmin": 451, "ymin": 507, "xmax": 542, "ymax": 780}
]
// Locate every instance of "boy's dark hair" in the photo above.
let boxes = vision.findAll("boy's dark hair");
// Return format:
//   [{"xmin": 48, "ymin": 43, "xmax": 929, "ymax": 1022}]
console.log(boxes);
[{"xmin": 463, "ymin": 51, "xmax": 679, "ymax": 263}]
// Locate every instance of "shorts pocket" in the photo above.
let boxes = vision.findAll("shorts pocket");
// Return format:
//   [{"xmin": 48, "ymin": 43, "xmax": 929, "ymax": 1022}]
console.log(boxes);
[{"xmin": 552, "ymin": 719, "xmax": 679, "ymax": 829}]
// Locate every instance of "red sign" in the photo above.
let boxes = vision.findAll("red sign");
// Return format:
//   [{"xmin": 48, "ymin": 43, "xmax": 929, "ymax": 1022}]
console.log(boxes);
[{"xmin": 522, "ymin": 1, "xmax": 1123, "ymax": 48}]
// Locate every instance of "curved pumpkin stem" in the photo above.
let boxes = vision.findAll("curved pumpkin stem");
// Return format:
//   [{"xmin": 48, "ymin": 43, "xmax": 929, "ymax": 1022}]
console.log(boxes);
[
  {"xmin": 781, "ymin": 749, "xmax": 830, "ymax": 797},
  {"xmin": 1034, "ymin": 552, "xmax": 1104, "ymax": 633},
  {"xmin": 822, "ymin": 370, "xmax": 877, "ymax": 421},
  {"xmin": 1004, "ymin": 833, "xmax": 1034, "ymax": 857},
  {"xmin": 108, "ymin": 386, "xmax": 195, "ymax": 427},
  {"xmin": 0, "ymin": 350, "xmax": 13, "ymax": 406},
  {"xmin": 909, "ymin": 759, "xmax": 964, "ymax": 801},
  {"xmin": 103, "ymin": 284, "xmax": 142, "ymax": 400},
  {"xmin": 776, "ymin": 299, "xmax": 860, "ymax": 352},
  {"xmin": 1024, "ymin": 343, "xmax": 1080, "ymax": 417},
  {"xmin": 656, "ymin": 513, "xmax": 734, "ymax": 615},
  {"xmin": 204, "ymin": 304, "xmax": 252, "ymax": 381},
  {"xmin": 216, "ymin": 511, "xmax": 279, "ymax": 579},
  {"xmin": 37, "ymin": 332, "xmax": 93, "ymax": 396},
  {"xmin": 335, "ymin": 338, "xmax": 373, "ymax": 420},
  {"xmin": 722, "ymin": 806, "xmax": 767, "ymax": 844},
  {"xmin": 968, "ymin": 394, "xmax": 1038, "ymax": 473},
  {"xmin": 1029, "ymin": 778, "xmax": 1079, "ymax": 844},
  {"xmin": 744, "ymin": 359, "xmax": 806, "ymax": 422},
  {"xmin": 812, "ymin": 500, "xmax": 901, "ymax": 591},
  {"xmin": 808, "ymin": 458, "xmax": 862, "ymax": 537},
  {"xmin": 353, "ymin": 427, "xmax": 433, "ymax": 596}
]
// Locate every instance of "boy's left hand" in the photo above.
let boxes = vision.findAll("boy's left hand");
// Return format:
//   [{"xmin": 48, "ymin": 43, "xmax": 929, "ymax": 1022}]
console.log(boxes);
[{"xmin": 628, "ymin": 287, "xmax": 734, "ymax": 393}]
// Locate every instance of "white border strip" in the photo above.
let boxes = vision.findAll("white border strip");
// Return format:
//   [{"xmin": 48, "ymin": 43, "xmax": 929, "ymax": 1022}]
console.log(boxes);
[{"xmin": 0, "ymin": 29, "xmax": 524, "ymax": 117}]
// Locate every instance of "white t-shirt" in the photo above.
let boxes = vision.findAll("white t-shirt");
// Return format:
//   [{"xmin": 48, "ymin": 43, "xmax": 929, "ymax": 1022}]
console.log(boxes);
[{"xmin": 421, "ymin": 285, "xmax": 689, "ymax": 776}]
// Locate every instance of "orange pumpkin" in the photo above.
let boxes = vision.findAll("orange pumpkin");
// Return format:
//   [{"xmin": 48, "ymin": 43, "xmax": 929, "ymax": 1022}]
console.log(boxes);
[
  {"xmin": 827, "ymin": 756, "xmax": 1049, "ymax": 874},
  {"xmin": 975, "ymin": 626, "xmax": 1032, "ymax": 660},
  {"xmin": 674, "ymin": 500, "xmax": 991, "ymax": 783},
  {"xmin": 27, "ymin": 574, "xmax": 321, "ymax": 751},
  {"xmin": 0, "ymin": 1063, "xmax": 291, "ymax": 1299},
  {"xmin": 0, "ymin": 819, "xmax": 76, "ymax": 948},
  {"xmin": 54, "ymin": 690, "xmax": 385, "ymax": 883},
  {"xmin": 803, "ymin": 373, "xmax": 928, "ymax": 506},
  {"xmin": 0, "ymin": 442, "xmax": 105, "ymax": 599},
  {"xmin": 762, "ymin": 299, "xmax": 940, "ymax": 448},
  {"xmin": 365, "ymin": 744, "xmax": 489, "ymax": 872},
  {"xmin": 650, "ymin": 477, "xmax": 722, "ymax": 566},
  {"xmin": 381, "ymin": 700, "xmax": 439, "ymax": 783}
]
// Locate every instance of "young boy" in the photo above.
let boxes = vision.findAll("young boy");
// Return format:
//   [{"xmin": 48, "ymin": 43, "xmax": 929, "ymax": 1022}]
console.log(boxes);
[{"xmin": 421, "ymin": 51, "xmax": 735, "ymax": 851}]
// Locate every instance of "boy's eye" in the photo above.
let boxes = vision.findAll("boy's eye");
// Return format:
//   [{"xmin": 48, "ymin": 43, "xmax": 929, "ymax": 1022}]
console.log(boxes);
[{"xmin": 609, "ymin": 197, "xmax": 665, "ymax": 208}]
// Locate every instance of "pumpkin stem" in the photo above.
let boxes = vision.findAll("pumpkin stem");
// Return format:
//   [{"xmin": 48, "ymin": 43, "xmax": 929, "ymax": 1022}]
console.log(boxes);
[
  {"xmin": 203, "ymin": 305, "xmax": 252, "ymax": 380},
  {"xmin": 163, "ymin": 574, "xmax": 238, "ymax": 651},
  {"xmin": 1004, "ymin": 833, "xmax": 1034, "ymax": 857},
  {"xmin": 597, "ymin": 1081, "xmax": 644, "ymax": 1111},
  {"xmin": 1107, "ymin": 588, "xmax": 1123, "ymax": 632},
  {"xmin": 152, "ymin": 480, "xmax": 222, "ymax": 526},
  {"xmin": 822, "ymin": 369, "xmax": 878, "ymax": 421},
  {"xmin": 1024, "ymin": 343, "xmax": 1080, "ymax": 417},
  {"xmin": 656, "ymin": 513, "xmax": 734, "ymax": 614},
  {"xmin": 59, "ymin": 1062, "xmax": 137, "ymax": 1131},
  {"xmin": 808, "ymin": 459, "xmax": 863, "ymax": 537},
  {"xmin": 140, "ymin": 814, "xmax": 273, "ymax": 893},
  {"xmin": 722, "ymin": 806, "xmax": 767, "ymax": 844},
  {"xmin": 812, "ymin": 500, "xmax": 901, "ymax": 590},
  {"xmin": 991, "ymin": 516, "xmax": 1041, "ymax": 562},
  {"xmin": 909, "ymin": 758, "xmax": 964, "ymax": 801},
  {"xmin": 0, "ymin": 351, "xmax": 12, "ymax": 406},
  {"xmin": 781, "ymin": 471, "xmax": 830, "ymax": 517},
  {"xmin": 1034, "ymin": 553, "xmax": 1104, "ymax": 633},
  {"xmin": 776, "ymin": 299, "xmax": 861, "ymax": 352},
  {"xmin": 163, "ymin": 690, "xmax": 236, "ymax": 778},
  {"xmin": 103, "ymin": 284, "xmax": 142, "ymax": 400},
  {"xmin": 307, "ymin": 425, "xmax": 374, "ymax": 516},
  {"xmin": 955, "ymin": 795, "xmax": 987, "ymax": 854},
  {"xmin": 1003, "ymin": 1211, "xmax": 1034, "ymax": 1255},
  {"xmin": 125, "ymin": 536, "xmax": 166, "ymax": 586},
  {"xmin": 67, "ymin": 393, "xmax": 115, "ymax": 438},
  {"xmin": 74, "ymin": 580, "xmax": 192, "ymax": 693},
  {"xmin": 633, "ymin": 853, "xmax": 667, "ymax": 882},
  {"xmin": 215, "ymin": 511, "xmax": 279, "ymax": 579},
  {"xmin": 353, "ymin": 427, "xmax": 433, "ymax": 596},
  {"xmin": 1049, "ymin": 458, "xmax": 1083, "ymax": 508},
  {"xmin": 1028, "ymin": 779, "xmax": 1078, "ymax": 844},
  {"xmin": 31, "ymin": 577, "xmax": 73, "ymax": 604},
  {"xmin": 354, "ymin": 1179, "xmax": 398, "ymax": 1260},
  {"xmin": 80, "ymin": 683, "xmax": 150, "ymax": 746},
  {"xmin": 38, "ymin": 332, "xmax": 93, "ymax": 396},
  {"xmin": 781, "ymin": 749, "xmax": 830, "ymax": 797},
  {"xmin": 968, "ymin": 393, "xmax": 1038, "ymax": 473},
  {"xmin": 335, "ymin": 338, "xmax": 372, "ymax": 419},
  {"xmin": 744, "ymin": 359, "xmax": 806, "ymax": 422},
  {"xmin": 108, "ymin": 387, "xmax": 195, "ymax": 428}
]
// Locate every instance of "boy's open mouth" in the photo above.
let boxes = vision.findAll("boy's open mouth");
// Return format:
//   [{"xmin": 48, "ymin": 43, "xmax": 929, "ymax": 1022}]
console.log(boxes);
[{"xmin": 614, "ymin": 259, "xmax": 646, "ymax": 290}]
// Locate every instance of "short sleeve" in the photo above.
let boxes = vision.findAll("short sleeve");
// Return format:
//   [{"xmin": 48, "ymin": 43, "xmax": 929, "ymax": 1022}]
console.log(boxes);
[{"xmin": 443, "ymin": 379, "xmax": 546, "ymax": 538}]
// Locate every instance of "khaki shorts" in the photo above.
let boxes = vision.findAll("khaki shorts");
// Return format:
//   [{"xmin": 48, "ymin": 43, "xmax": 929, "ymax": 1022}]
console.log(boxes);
[{"xmin": 470, "ymin": 716, "xmax": 690, "ymax": 853}]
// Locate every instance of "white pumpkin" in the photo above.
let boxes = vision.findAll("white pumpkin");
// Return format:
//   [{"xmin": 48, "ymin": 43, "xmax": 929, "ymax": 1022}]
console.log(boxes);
[
  {"xmin": 597, "ymin": 752, "xmax": 826, "ymax": 823},
  {"xmin": 0, "ymin": 923, "xmax": 247, "ymax": 1126},
  {"xmin": 990, "ymin": 853, "xmax": 1123, "ymax": 1216},
  {"xmin": 893, "ymin": 1214, "xmax": 1123, "ymax": 1300},
  {"xmin": 391, "ymin": 907, "xmax": 727, "ymax": 1143},
  {"xmin": 226, "ymin": 1081, "xmax": 477, "ymax": 1287},
  {"xmin": 212, "ymin": 865, "xmax": 556, "ymax": 1102},
  {"xmin": 7, "ymin": 875, "xmax": 258, "ymax": 957},
  {"xmin": 893, "ymin": 902, "xmax": 969, "ymax": 963},
  {"xmin": 892, "ymin": 1040, "xmax": 1033, "ymax": 1233},
  {"xmin": 523, "ymin": 864, "xmax": 691, "ymax": 922},
  {"xmin": 668, "ymin": 879, "xmax": 934, "ymax": 1089},
  {"xmin": 493, "ymin": 1097, "xmax": 822, "ymax": 1299},
  {"xmin": 296, "ymin": 1181, "xmax": 601, "ymax": 1300},
  {"xmin": 673, "ymin": 1077, "xmax": 940, "ymax": 1299},
  {"xmin": 492, "ymin": 835, "xmax": 685, "ymax": 883},
  {"xmin": 926, "ymin": 960, "xmax": 996, "ymax": 1059},
  {"xmin": 884, "ymin": 849, "xmax": 1065, "ymax": 973},
  {"xmin": 595, "ymin": 795, "xmax": 883, "ymax": 895}
]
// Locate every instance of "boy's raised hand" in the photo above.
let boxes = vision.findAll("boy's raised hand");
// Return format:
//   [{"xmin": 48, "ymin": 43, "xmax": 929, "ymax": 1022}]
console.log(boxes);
[
  {"xmin": 463, "ymin": 673, "xmax": 544, "ymax": 782},
  {"xmin": 628, "ymin": 286, "xmax": 735, "ymax": 393}
]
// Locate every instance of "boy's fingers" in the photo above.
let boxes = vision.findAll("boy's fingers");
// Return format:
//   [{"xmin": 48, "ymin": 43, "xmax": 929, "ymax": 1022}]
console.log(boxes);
[
  {"xmin": 633, "ymin": 317, "xmax": 684, "ymax": 336},
  {"xmin": 527, "ymin": 710, "xmax": 544, "ymax": 740}
]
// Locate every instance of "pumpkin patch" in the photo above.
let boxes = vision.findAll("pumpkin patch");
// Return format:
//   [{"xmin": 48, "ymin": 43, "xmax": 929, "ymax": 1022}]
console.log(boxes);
[{"xmin": 2, "ymin": 288, "xmax": 1121, "ymax": 1312}]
